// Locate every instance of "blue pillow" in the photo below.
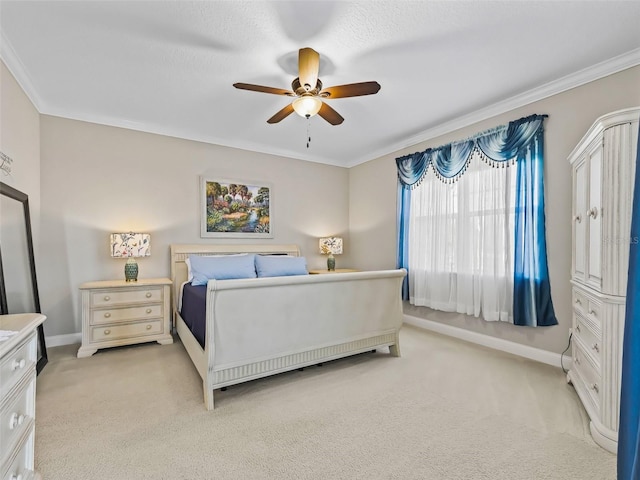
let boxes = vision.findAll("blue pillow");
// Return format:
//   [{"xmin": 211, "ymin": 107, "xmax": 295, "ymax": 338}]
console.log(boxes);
[
  {"xmin": 255, "ymin": 255, "xmax": 308, "ymax": 277},
  {"xmin": 189, "ymin": 254, "xmax": 257, "ymax": 285}
]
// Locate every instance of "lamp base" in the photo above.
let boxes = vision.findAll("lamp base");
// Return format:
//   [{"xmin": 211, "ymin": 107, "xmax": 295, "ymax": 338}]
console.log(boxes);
[
  {"xmin": 327, "ymin": 254, "xmax": 335, "ymax": 271},
  {"xmin": 124, "ymin": 258, "xmax": 139, "ymax": 282}
]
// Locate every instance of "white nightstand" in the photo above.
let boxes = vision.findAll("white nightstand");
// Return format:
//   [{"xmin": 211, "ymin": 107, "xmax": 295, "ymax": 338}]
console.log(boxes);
[{"xmin": 77, "ymin": 278, "xmax": 173, "ymax": 358}]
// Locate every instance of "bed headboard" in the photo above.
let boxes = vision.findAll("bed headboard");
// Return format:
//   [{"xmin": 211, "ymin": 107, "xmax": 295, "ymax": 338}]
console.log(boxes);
[{"xmin": 169, "ymin": 244, "xmax": 300, "ymax": 312}]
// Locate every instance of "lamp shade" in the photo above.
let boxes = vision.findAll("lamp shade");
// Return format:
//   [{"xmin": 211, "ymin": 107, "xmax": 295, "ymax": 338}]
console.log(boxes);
[
  {"xmin": 319, "ymin": 237, "xmax": 343, "ymax": 255},
  {"xmin": 110, "ymin": 233, "xmax": 151, "ymax": 258},
  {"xmin": 292, "ymin": 96, "xmax": 322, "ymax": 118}
]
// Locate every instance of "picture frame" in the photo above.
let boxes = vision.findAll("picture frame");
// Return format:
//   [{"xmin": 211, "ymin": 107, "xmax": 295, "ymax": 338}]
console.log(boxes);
[{"xmin": 200, "ymin": 177, "xmax": 273, "ymax": 238}]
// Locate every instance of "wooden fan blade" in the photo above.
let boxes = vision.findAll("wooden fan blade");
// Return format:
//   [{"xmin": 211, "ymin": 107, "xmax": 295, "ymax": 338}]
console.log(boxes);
[
  {"xmin": 319, "ymin": 81, "xmax": 381, "ymax": 99},
  {"xmin": 318, "ymin": 102, "xmax": 344, "ymax": 125},
  {"xmin": 233, "ymin": 83, "xmax": 294, "ymax": 96},
  {"xmin": 298, "ymin": 48, "xmax": 320, "ymax": 91},
  {"xmin": 267, "ymin": 104, "xmax": 295, "ymax": 124}
]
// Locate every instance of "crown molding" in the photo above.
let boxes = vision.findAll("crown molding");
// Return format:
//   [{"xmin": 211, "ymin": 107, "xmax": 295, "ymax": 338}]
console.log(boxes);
[
  {"xmin": 0, "ymin": 30, "xmax": 45, "ymax": 112},
  {"xmin": 345, "ymin": 47, "xmax": 640, "ymax": 168}
]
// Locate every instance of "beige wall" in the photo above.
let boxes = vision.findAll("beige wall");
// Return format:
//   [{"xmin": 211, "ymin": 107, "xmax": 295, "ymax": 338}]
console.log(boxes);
[
  {"xmin": 349, "ymin": 65, "xmax": 640, "ymax": 354},
  {"xmin": 39, "ymin": 117, "xmax": 350, "ymax": 337},
  {"xmin": 0, "ymin": 61, "xmax": 40, "ymax": 236}
]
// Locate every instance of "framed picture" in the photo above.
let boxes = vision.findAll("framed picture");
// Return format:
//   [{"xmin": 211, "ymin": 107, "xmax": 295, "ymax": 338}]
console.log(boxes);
[{"xmin": 200, "ymin": 177, "xmax": 273, "ymax": 238}]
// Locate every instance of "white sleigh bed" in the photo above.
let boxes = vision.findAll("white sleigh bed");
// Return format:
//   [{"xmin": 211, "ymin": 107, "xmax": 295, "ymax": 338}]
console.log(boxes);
[{"xmin": 170, "ymin": 244, "xmax": 406, "ymax": 410}]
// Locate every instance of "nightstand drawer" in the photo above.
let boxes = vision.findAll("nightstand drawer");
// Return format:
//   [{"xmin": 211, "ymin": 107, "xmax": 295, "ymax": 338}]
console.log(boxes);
[
  {"xmin": 90, "ymin": 319, "xmax": 163, "ymax": 343},
  {"xmin": 0, "ymin": 334, "xmax": 36, "ymax": 399},
  {"xmin": 0, "ymin": 375, "xmax": 35, "ymax": 461},
  {"xmin": 91, "ymin": 287, "xmax": 163, "ymax": 307},
  {"xmin": 90, "ymin": 304, "xmax": 163, "ymax": 326}
]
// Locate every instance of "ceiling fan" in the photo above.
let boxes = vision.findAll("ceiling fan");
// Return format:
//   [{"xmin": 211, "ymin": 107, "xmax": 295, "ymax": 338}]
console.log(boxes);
[{"xmin": 233, "ymin": 47, "xmax": 381, "ymax": 125}]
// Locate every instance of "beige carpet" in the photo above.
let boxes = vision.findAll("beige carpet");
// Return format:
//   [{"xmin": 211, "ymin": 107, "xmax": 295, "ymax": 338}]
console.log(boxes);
[{"xmin": 35, "ymin": 325, "xmax": 616, "ymax": 479}]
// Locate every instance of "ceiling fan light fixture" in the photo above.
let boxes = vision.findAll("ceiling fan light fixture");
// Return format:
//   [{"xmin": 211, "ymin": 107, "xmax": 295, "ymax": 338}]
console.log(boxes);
[{"xmin": 292, "ymin": 95, "xmax": 322, "ymax": 118}]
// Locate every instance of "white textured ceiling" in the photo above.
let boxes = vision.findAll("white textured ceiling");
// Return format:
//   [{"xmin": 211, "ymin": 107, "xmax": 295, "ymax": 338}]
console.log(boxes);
[{"xmin": 1, "ymin": 1, "xmax": 640, "ymax": 167}]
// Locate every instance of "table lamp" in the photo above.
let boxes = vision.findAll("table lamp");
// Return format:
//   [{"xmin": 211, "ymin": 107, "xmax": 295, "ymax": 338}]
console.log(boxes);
[
  {"xmin": 110, "ymin": 232, "xmax": 150, "ymax": 282},
  {"xmin": 319, "ymin": 237, "xmax": 343, "ymax": 271}
]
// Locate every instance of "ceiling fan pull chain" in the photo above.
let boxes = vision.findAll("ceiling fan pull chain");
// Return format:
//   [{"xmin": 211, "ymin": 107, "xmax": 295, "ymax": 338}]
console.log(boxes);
[{"xmin": 306, "ymin": 116, "xmax": 311, "ymax": 148}]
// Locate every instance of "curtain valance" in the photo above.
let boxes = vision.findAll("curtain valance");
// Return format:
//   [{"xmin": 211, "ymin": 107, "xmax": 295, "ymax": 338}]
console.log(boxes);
[{"xmin": 396, "ymin": 114, "xmax": 548, "ymax": 186}]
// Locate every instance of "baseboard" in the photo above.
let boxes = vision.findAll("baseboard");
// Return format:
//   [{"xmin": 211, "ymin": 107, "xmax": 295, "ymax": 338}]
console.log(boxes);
[
  {"xmin": 403, "ymin": 314, "xmax": 572, "ymax": 370},
  {"xmin": 46, "ymin": 332, "xmax": 81, "ymax": 348}
]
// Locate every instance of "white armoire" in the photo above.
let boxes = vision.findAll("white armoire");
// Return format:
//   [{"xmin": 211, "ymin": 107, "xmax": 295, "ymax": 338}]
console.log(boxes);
[{"xmin": 567, "ymin": 106, "xmax": 639, "ymax": 453}]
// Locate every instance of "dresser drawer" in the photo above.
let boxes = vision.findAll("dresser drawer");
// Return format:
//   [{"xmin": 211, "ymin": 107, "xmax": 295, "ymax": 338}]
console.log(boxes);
[
  {"xmin": 573, "ymin": 340, "xmax": 601, "ymax": 415},
  {"xmin": 2, "ymin": 427, "xmax": 35, "ymax": 480},
  {"xmin": 90, "ymin": 304, "xmax": 163, "ymax": 326},
  {"xmin": 573, "ymin": 313, "xmax": 601, "ymax": 366},
  {"xmin": 0, "ymin": 376, "xmax": 35, "ymax": 463},
  {"xmin": 90, "ymin": 319, "xmax": 163, "ymax": 343},
  {"xmin": 91, "ymin": 286, "xmax": 163, "ymax": 307},
  {"xmin": 0, "ymin": 334, "xmax": 36, "ymax": 399}
]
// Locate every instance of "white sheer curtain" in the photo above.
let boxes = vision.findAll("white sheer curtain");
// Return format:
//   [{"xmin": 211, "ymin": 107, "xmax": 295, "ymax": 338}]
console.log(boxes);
[{"xmin": 408, "ymin": 151, "xmax": 516, "ymax": 322}]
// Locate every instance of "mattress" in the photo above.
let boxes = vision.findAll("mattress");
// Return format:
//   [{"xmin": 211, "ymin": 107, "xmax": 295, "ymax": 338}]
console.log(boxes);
[{"xmin": 180, "ymin": 283, "xmax": 207, "ymax": 348}]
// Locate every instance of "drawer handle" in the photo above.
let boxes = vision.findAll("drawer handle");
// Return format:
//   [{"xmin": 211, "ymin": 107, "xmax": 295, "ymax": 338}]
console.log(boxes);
[
  {"xmin": 588, "ymin": 207, "xmax": 599, "ymax": 219},
  {"xmin": 574, "ymin": 214, "xmax": 582, "ymax": 223},
  {"xmin": 11, "ymin": 358, "xmax": 26, "ymax": 371},
  {"xmin": 575, "ymin": 356, "xmax": 581, "ymax": 365},
  {"xmin": 104, "ymin": 312, "xmax": 111, "ymax": 318},
  {"xmin": 589, "ymin": 309, "xmax": 597, "ymax": 317},
  {"xmin": 575, "ymin": 298, "xmax": 582, "ymax": 305},
  {"xmin": 591, "ymin": 383, "xmax": 599, "ymax": 393},
  {"xmin": 104, "ymin": 296, "xmax": 111, "ymax": 301},
  {"xmin": 9, "ymin": 412, "xmax": 25, "ymax": 430},
  {"xmin": 146, "ymin": 324, "xmax": 152, "ymax": 330},
  {"xmin": 10, "ymin": 474, "xmax": 23, "ymax": 480},
  {"xmin": 145, "ymin": 292, "xmax": 152, "ymax": 298},
  {"xmin": 592, "ymin": 343, "xmax": 600, "ymax": 353},
  {"xmin": 104, "ymin": 329, "xmax": 111, "ymax": 335},
  {"xmin": 575, "ymin": 324, "xmax": 581, "ymax": 333},
  {"xmin": 146, "ymin": 308, "xmax": 152, "ymax": 314}
]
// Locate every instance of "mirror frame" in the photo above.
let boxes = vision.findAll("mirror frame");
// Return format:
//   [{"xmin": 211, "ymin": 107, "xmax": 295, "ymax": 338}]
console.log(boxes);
[{"xmin": 0, "ymin": 181, "xmax": 48, "ymax": 374}]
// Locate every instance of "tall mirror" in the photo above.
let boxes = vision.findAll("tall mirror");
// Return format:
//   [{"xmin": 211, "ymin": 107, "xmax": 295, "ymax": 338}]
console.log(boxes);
[{"xmin": 0, "ymin": 181, "xmax": 48, "ymax": 374}]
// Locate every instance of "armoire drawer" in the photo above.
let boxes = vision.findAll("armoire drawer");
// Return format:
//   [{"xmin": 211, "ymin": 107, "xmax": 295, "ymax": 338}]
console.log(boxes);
[
  {"xmin": 573, "ymin": 313, "xmax": 601, "ymax": 366},
  {"xmin": 573, "ymin": 340, "xmax": 601, "ymax": 415},
  {"xmin": 572, "ymin": 289, "xmax": 588, "ymax": 316}
]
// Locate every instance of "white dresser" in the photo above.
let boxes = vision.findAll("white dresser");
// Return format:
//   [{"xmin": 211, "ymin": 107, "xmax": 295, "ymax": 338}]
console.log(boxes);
[
  {"xmin": 567, "ymin": 106, "xmax": 639, "ymax": 453},
  {"xmin": 77, "ymin": 278, "xmax": 173, "ymax": 358},
  {"xmin": 1, "ymin": 313, "xmax": 45, "ymax": 480}
]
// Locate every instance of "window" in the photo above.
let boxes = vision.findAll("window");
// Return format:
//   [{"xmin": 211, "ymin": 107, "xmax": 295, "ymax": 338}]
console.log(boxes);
[
  {"xmin": 396, "ymin": 114, "xmax": 557, "ymax": 327},
  {"xmin": 408, "ymin": 152, "xmax": 516, "ymax": 321}
]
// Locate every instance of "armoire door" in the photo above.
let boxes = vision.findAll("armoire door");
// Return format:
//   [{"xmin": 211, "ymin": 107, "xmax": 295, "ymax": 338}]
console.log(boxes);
[
  {"xmin": 586, "ymin": 139, "xmax": 603, "ymax": 290},
  {"xmin": 572, "ymin": 156, "xmax": 588, "ymax": 282}
]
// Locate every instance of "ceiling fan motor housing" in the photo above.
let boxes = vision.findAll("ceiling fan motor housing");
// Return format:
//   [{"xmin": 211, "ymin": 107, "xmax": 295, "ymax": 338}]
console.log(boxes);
[{"xmin": 292, "ymin": 77, "xmax": 323, "ymax": 96}]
